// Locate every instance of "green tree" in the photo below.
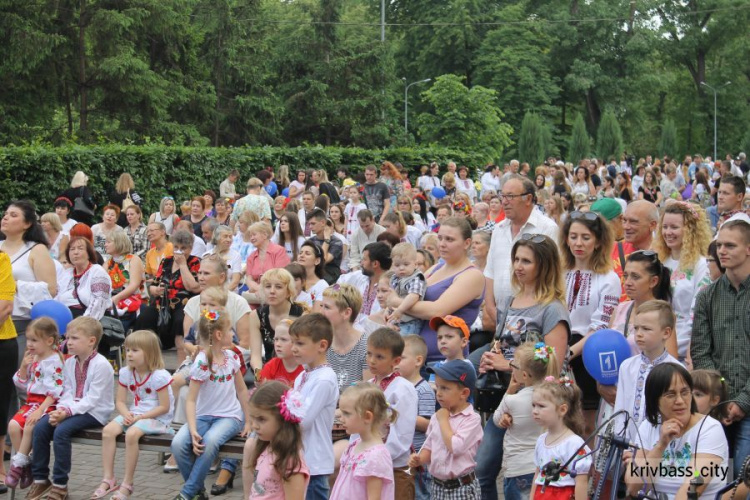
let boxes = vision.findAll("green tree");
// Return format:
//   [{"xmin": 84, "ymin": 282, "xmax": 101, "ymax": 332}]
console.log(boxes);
[
  {"xmin": 596, "ymin": 109, "xmax": 623, "ymax": 161},
  {"xmin": 659, "ymin": 118, "xmax": 678, "ymax": 158},
  {"xmin": 417, "ymin": 74, "xmax": 512, "ymax": 161},
  {"xmin": 518, "ymin": 112, "xmax": 546, "ymax": 166},
  {"xmin": 567, "ymin": 113, "xmax": 590, "ymax": 164}
]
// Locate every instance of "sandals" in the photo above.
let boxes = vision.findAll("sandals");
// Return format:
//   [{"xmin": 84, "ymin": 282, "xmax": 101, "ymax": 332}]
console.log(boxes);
[
  {"xmin": 90, "ymin": 478, "xmax": 118, "ymax": 499},
  {"xmin": 110, "ymin": 483, "xmax": 133, "ymax": 500}
]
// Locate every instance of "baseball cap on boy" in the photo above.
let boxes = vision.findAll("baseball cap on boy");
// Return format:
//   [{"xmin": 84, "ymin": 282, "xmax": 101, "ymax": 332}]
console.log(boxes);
[
  {"xmin": 427, "ymin": 359, "xmax": 476, "ymax": 391},
  {"xmin": 429, "ymin": 315, "xmax": 470, "ymax": 340}
]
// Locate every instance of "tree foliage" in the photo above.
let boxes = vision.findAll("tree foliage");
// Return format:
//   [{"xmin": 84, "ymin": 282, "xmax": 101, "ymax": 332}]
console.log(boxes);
[
  {"xmin": 596, "ymin": 110, "xmax": 624, "ymax": 161},
  {"xmin": 0, "ymin": 0, "xmax": 748, "ymax": 159},
  {"xmin": 518, "ymin": 112, "xmax": 547, "ymax": 167},
  {"xmin": 568, "ymin": 113, "xmax": 590, "ymax": 164},
  {"xmin": 417, "ymin": 75, "xmax": 512, "ymax": 161},
  {"xmin": 659, "ymin": 118, "xmax": 678, "ymax": 159}
]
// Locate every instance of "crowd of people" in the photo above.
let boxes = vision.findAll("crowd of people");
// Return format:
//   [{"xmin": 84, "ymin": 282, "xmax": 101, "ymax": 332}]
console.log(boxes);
[{"xmin": 0, "ymin": 154, "xmax": 749, "ymax": 500}]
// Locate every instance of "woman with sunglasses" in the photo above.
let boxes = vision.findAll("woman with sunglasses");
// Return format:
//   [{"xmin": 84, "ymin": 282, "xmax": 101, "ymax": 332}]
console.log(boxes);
[
  {"xmin": 654, "ymin": 201, "xmax": 712, "ymax": 362},
  {"xmin": 471, "ymin": 233, "xmax": 570, "ymax": 499},
  {"xmin": 297, "ymin": 240, "xmax": 328, "ymax": 309},
  {"xmin": 149, "ymin": 196, "xmax": 180, "ymax": 235},
  {"xmin": 560, "ymin": 210, "xmax": 622, "ymax": 434}
]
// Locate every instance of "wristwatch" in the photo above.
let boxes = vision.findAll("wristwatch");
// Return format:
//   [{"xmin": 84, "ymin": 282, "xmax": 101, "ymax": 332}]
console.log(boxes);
[{"xmin": 323, "ymin": 239, "xmax": 331, "ymax": 244}]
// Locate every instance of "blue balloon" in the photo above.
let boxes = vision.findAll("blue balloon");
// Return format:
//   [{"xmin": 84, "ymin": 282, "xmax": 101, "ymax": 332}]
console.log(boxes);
[
  {"xmin": 431, "ymin": 186, "xmax": 446, "ymax": 199},
  {"xmin": 582, "ymin": 329, "xmax": 632, "ymax": 385},
  {"xmin": 282, "ymin": 187, "xmax": 290, "ymax": 197},
  {"xmin": 265, "ymin": 182, "xmax": 278, "ymax": 197},
  {"xmin": 31, "ymin": 300, "xmax": 73, "ymax": 336}
]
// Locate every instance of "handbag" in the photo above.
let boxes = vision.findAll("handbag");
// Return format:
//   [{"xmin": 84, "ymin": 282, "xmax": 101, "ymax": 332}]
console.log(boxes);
[
  {"xmin": 73, "ymin": 276, "xmax": 125, "ymax": 346},
  {"xmin": 474, "ymin": 368, "xmax": 509, "ymax": 414},
  {"xmin": 156, "ymin": 277, "xmax": 172, "ymax": 336},
  {"xmin": 121, "ymin": 190, "xmax": 135, "ymax": 211},
  {"xmin": 73, "ymin": 187, "xmax": 95, "ymax": 218}
]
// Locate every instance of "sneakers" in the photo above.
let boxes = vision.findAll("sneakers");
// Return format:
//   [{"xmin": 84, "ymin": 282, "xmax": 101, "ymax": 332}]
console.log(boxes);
[{"xmin": 25, "ymin": 480, "xmax": 52, "ymax": 500}]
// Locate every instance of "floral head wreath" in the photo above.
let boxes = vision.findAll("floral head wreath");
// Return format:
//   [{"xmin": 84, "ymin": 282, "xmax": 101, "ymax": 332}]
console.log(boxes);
[
  {"xmin": 533, "ymin": 342, "xmax": 554, "ymax": 364},
  {"xmin": 453, "ymin": 200, "xmax": 470, "ymax": 214},
  {"xmin": 544, "ymin": 375, "xmax": 574, "ymax": 387},
  {"xmin": 278, "ymin": 389, "xmax": 305, "ymax": 424},
  {"xmin": 674, "ymin": 200, "xmax": 699, "ymax": 220},
  {"xmin": 203, "ymin": 310, "xmax": 220, "ymax": 322}
]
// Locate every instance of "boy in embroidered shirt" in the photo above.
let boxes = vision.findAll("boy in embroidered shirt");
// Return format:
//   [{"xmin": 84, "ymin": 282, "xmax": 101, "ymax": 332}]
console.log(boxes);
[
  {"xmin": 366, "ymin": 327, "xmax": 418, "ymax": 500},
  {"xmin": 613, "ymin": 300, "xmax": 681, "ymax": 440},
  {"xmin": 27, "ymin": 317, "xmax": 115, "ymax": 500},
  {"xmin": 399, "ymin": 335, "xmax": 436, "ymax": 500},
  {"xmin": 409, "ymin": 360, "xmax": 483, "ymax": 499},
  {"xmin": 290, "ymin": 313, "xmax": 339, "ymax": 500}
]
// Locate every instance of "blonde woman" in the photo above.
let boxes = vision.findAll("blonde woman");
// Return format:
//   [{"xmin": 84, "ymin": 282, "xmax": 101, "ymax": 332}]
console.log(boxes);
[
  {"xmin": 60, "ymin": 170, "xmax": 96, "ymax": 225},
  {"xmin": 244, "ymin": 222, "xmax": 291, "ymax": 302},
  {"xmin": 247, "ymin": 268, "xmax": 304, "ymax": 365},
  {"xmin": 149, "ymin": 196, "xmax": 180, "ymax": 235},
  {"xmin": 109, "ymin": 173, "xmax": 142, "ymax": 227},
  {"xmin": 40, "ymin": 213, "xmax": 69, "ymax": 264},
  {"xmin": 654, "ymin": 201, "xmax": 712, "ymax": 361}
]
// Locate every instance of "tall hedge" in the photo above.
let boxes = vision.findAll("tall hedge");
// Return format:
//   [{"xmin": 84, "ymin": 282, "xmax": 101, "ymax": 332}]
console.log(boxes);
[{"xmin": 0, "ymin": 146, "xmax": 488, "ymax": 214}]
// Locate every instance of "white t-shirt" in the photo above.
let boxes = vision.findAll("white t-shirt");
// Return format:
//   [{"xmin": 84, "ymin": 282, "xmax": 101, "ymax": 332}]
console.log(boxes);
[
  {"xmin": 202, "ymin": 249, "xmax": 243, "ymax": 278},
  {"xmin": 271, "ymin": 234, "xmax": 306, "ymax": 261},
  {"xmin": 184, "ymin": 291, "xmax": 250, "ymax": 329},
  {"xmin": 118, "ymin": 367, "xmax": 174, "ymax": 426},
  {"xmin": 637, "ymin": 416, "xmax": 728, "ymax": 499},
  {"xmin": 495, "ymin": 386, "xmax": 542, "ymax": 477},
  {"xmin": 534, "ymin": 433, "xmax": 592, "ymax": 488},
  {"xmin": 294, "ymin": 366, "xmax": 339, "ymax": 475},
  {"xmin": 308, "ymin": 278, "xmax": 328, "ymax": 304},
  {"xmin": 189, "ymin": 350, "xmax": 244, "ymax": 421},
  {"xmin": 61, "ymin": 218, "xmax": 77, "ymax": 234}
]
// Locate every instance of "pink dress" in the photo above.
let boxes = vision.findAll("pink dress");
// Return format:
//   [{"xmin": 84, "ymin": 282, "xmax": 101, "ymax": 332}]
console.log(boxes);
[
  {"xmin": 250, "ymin": 448, "xmax": 309, "ymax": 499},
  {"xmin": 330, "ymin": 439, "xmax": 394, "ymax": 500}
]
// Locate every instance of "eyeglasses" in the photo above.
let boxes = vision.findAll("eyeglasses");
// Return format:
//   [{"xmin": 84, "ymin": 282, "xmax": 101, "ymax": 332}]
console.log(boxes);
[
  {"xmin": 509, "ymin": 361, "xmax": 520, "ymax": 370},
  {"xmin": 660, "ymin": 388, "xmax": 692, "ymax": 402},
  {"xmin": 499, "ymin": 192, "xmax": 531, "ymax": 201},
  {"xmin": 520, "ymin": 233, "xmax": 546, "ymax": 244},
  {"xmin": 162, "ymin": 196, "xmax": 174, "ymax": 201},
  {"xmin": 632, "ymin": 250, "xmax": 658, "ymax": 258},
  {"xmin": 570, "ymin": 211, "xmax": 599, "ymax": 221}
]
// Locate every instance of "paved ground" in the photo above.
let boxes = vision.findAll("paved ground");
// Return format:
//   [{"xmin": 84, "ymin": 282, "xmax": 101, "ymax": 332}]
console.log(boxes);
[{"xmin": 3, "ymin": 349, "xmax": 505, "ymax": 499}]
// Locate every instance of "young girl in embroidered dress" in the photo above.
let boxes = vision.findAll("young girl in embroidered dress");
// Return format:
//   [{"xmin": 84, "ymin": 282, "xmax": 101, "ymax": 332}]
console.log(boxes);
[
  {"xmin": 247, "ymin": 381, "xmax": 309, "ymax": 499},
  {"xmin": 92, "ymin": 330, "xmax": 175, "ymax": 499},
  {"xmin": 529, "ymin": 378, "xmax": 592, "ymax": 500},
  {"xmin": 5, "ymin": 319, "xmax": 65, "ymax": 490},
  {"xmin": 329, "ymin": 382, "xmax": 397, "ymax": 500},
  {"xmin": 171, "ymin": 307, "xmax": 252, "ymax": 500}
]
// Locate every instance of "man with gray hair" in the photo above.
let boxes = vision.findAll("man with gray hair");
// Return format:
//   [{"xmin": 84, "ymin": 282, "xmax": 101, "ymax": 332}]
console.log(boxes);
[
  {"xmin": 499, "ymin": 159, "xmax": 520, "ymax": 189},
  {"xmin": 622, "ymin": 200, "xmax": 658, "ymax": 251}
]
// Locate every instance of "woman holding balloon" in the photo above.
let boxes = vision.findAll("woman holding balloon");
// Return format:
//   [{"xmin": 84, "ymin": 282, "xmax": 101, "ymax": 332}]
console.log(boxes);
[{"xmin": 559, "ymin": 211, "xmax": 622, "ymax": 434}]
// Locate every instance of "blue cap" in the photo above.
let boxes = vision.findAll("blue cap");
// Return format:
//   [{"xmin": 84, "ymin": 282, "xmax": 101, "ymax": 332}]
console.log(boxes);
[{"xmin": 427, "ymin": 360, "xmax": 476, "ymax": 390}]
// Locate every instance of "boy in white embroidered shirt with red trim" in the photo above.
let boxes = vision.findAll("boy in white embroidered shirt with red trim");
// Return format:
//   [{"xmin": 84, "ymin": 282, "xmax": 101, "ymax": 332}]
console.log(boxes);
[
  {"xmin": 409, "ymin": 360, "xmax": 483, "ymax": 499},
  {"xmin": 27, "ymin": 317, "xmax": 115, "ymax": 500},
  {"xmin": 365, "ymin": 328, "xmax": 418, "ymax": 499}
]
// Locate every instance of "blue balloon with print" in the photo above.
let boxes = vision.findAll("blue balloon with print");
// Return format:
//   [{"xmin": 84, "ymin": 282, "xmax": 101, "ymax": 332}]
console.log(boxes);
[
  {"xmin": 265, "ymin": 182, "xmax": 278, "ymax": 197},
  {"xmin": 582, "ymin": 329, "xmax": 631, "ymax": 385},
  {"xmin": 282, "ymin": 187, "xmax": 290, "ymax": 197},
  {"xmin": 31, "ymin": 300, "xmax": 74, "ymax": 336},
  {"xmin": 431, "ymin": 186, "xmax": 446, "ymax": 199}
]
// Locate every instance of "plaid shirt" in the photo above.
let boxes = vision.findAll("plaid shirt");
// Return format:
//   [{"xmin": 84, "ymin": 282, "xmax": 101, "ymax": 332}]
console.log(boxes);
[
  {"xmin": 127, "ymin": 223, "xmax": 149, "ymax": 260},
  {"xmin": 691, "ymin": 273, "xmax": 750, "ymax": 413}
]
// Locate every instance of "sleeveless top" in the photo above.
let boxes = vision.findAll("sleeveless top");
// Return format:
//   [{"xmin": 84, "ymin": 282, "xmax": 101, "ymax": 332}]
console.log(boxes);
[
  {"xmin": 154, "ymin": 212, "xmax": 176, "ymax": 234},
  {"xmin": 1, "ymin": 241, "xmax": 37, "ymax": 284},
  {"xmin": 258, "ymin": 303, "xmax": 304, "ymax": 362},
  {"xmin": 49, "ymin": 233, "xmax": 64, "ymax": 261},
  {"xmin": 419, "ymin": 262, "xmax": 485, "ymax": 362}
]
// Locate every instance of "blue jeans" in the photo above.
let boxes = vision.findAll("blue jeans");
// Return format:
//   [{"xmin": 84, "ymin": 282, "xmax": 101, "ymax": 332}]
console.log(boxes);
[
  {"xmin": 414, "ymin": 468, "xmax": 432, "ymax": 500},
  {"xmin": 171, "ymin": 416, "xmax": 242, "ymax": 497},
  {"xmin": 306, "ymin": 474, "xmax": 330, "ymax": 500},
  {"xmin": 503, "ymin": 472, "xmax": 535, "ymax": 500},
  {"xmin": 399, "ymin": 319, "xmax": 424, "ymax": 335},
  {"xmin": 733, "ymin": 415, "xmax": 750, "ymax": 479},
  {"xmin": 475, "ymin": 417, "xmax": 506, "ymax": 500},
  {"xmin": 32, "ymin": 412, "xmax": 101, "ymax": 485},
  {"xmin": 707, "ymin": 205, "xmax": 719, "ymax": 228},
  {"xmin": 220, "ymin": 458, "xmax": 238, "ymax": 474}
]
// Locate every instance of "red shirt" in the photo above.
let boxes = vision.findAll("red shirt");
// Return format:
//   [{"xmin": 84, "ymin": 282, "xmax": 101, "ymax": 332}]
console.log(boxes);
[{"xmin": 258, "ymin": 357, "xmax": 304, "ymax": 387}]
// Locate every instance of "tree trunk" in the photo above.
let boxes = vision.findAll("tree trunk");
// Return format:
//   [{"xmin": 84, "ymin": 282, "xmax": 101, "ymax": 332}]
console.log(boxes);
[{"xmin": 78, "ymin": 0, "xmax": 88, "ymax": 133}]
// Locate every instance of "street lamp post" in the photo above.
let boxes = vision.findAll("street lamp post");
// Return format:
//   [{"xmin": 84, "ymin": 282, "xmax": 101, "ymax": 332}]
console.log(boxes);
[
  {"xmin": 700, "ymin": 80, "xmax": 731, "ymax": 162},
  {"xmin": 404, "ymin": 78, "xmax": 431, "ymax": 136}
]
